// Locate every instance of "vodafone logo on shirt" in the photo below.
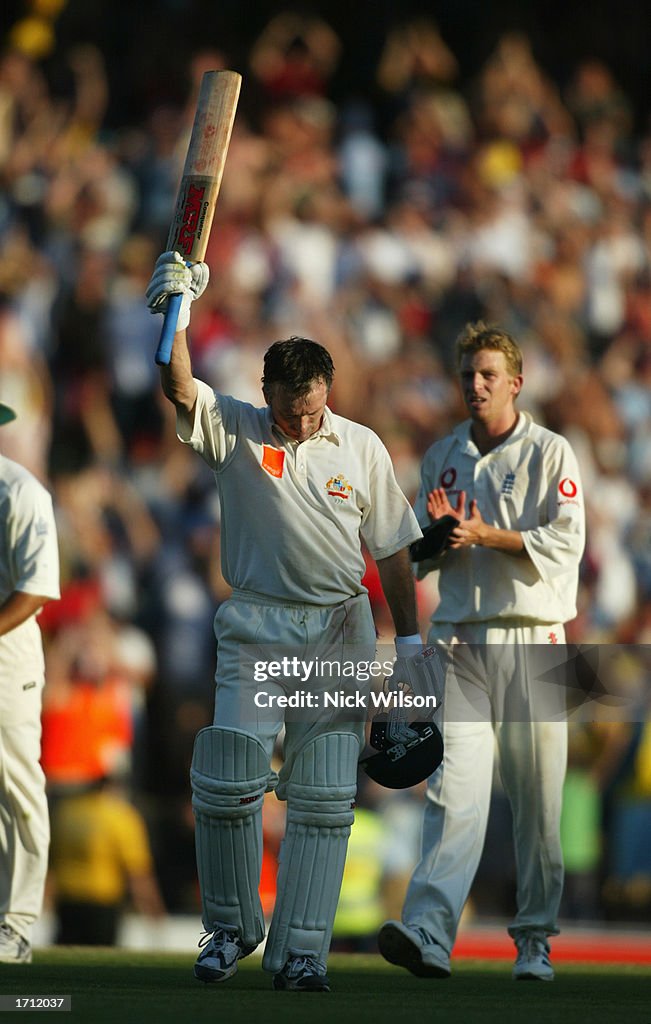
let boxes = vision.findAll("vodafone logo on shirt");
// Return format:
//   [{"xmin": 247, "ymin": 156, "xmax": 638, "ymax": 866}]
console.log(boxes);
[
  {"xmin": 440, "ymin": 466, "xmax": 461, "ymax": 497},
  {"xmin": 558, "ymin": 477, "xmax": 579, "ymax": 505}
]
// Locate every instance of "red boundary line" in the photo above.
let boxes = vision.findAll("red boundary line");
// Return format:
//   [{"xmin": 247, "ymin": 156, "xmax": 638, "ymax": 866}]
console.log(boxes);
[{"xmin": 454, "ymin": 930, "xmax": 651, "ymax": 965}]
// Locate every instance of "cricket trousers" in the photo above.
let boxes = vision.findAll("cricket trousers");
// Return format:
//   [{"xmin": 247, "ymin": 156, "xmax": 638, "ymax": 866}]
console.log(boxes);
[
  {"xmin": 201, "ymin": 589, "xmax": 377, "ymax": 970},
  {"xmin": 211, "ymin": 589, "xmax": 377, "ymax": 777},
  {"xmin": 0, "ymin": 716, "xmax": 50, "ymax": 942},
  {"xmin": 402, "ymin": 620, "xmax": 568, "ymax": 954}
]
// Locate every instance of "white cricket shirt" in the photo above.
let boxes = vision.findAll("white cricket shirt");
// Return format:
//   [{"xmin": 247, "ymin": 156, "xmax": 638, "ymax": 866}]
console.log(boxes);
[
  {"xmin": 0, "ymin": 455, "xmax": 60, "ymax": 707},
  {"xmin": 177, "ymin": 379, "xmax": 421, "ymax": 604},
  {"xmin": 415, "ymin": 412, "xmax": 585, "ymax": 624}
]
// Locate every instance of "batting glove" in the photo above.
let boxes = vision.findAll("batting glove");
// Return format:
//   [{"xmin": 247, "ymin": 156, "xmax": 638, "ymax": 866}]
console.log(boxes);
[
  {"xmin": 384, "ymin": 635, "xmax": 424, "ymax": 745},
  {"xmin": 145, "ymin": 250, "xmax": 209, "ymax": 330},
  {"xmin": 390, "ymin": 636, "xmax": 425, "ymax": 688},
  {"xmin": 384, "ymin": 640, "xmax": 445, "ymax": 735}
]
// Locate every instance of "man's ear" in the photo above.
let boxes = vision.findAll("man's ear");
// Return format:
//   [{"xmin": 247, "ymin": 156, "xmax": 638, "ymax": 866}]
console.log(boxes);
[{"xmin": 511, "ymin": 374, "xmax": 523, "ymax": 398}]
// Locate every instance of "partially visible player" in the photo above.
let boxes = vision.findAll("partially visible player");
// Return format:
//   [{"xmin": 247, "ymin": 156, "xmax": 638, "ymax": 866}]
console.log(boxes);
[
  {"xmin": 0, "ymin": 402, "xmax": 60, "ymax": 963},
  {"xmin": 146, "ymin": 252, "xmax": 422, "ymax": 992},
  {"xmin": 379, "ymin": 321, "xmax": 585, "ymax": 981}
]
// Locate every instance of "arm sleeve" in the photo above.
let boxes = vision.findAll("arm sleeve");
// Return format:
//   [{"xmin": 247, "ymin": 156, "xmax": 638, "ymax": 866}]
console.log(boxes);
[
  {"xmin": 175, "ymin": 379, "xmax": 240, "ymax": 470},
  {"xmin": 360, "ymin": 438, "xmax": 421, "ymax": 561},
  {"xmin": 11, "ymin": 480, "xmax": 60, "ymax": 599},
  {"xmin": 520, "ymin": 438, "xmax": 586, "ymax": 582}
]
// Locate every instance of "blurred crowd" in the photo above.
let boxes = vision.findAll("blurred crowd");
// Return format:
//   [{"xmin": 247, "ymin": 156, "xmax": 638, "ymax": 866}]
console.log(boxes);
[{"xmin": 1, "ymin": 6, "xmax": 651, "ymax": 938}]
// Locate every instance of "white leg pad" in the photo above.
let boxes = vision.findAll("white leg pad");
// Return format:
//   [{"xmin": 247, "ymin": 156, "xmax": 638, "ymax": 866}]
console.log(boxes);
[
  {"xmin": 262, "ymin": 732, "xmax": 359, "ymax": 972},
  {"xmin": 191, "ymin": 726, "xmax": 270, "ymax": 948}
]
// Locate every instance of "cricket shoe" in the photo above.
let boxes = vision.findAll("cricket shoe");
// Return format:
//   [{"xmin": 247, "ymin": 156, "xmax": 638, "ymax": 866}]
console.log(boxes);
[
  {"xmin": 378, "ymin": 921, "xmax": 451, "ymax": 978},
  {"xmin": 512, "ymin": 931, "xmax": 554, "ymax": 981},
  {"xmin": 273, "ymin": 955, "xmax": 331, "ymax": 992},
  {"xmin": 193, "ymin": 926, "xmax": 255, "ymax": 983},
  {"xmin": 0, "ymin": 923, "xmax": 32, "ymax": 964}
]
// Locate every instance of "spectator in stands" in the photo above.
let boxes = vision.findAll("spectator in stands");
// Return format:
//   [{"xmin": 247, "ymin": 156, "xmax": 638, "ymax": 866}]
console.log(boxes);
[{"xmin": 48, "ymin": 775, "xmax": 165, "ymax": 945}]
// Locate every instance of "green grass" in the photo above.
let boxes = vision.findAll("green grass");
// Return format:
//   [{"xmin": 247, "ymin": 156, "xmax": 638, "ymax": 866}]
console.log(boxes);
[{"xmin": 1, "ymin": 950, "xmax": 649, "ymax": 1024}]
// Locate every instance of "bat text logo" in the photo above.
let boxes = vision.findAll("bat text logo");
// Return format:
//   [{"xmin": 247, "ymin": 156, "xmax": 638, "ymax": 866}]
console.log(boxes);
[{"xmin": 175, "ymin": 184, "xmax": 208, "ymax": 257}]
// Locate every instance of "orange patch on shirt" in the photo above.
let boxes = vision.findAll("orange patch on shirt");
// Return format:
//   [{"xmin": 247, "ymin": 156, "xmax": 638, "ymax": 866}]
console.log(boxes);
[{"xmin": 261, "ymin": 444, "xmax": 285, "ymax": 478}]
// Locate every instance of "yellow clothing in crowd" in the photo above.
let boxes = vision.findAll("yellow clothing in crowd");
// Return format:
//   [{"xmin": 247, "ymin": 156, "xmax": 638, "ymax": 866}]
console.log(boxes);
[
  {"xmin": 333, "ymin": 808, "xmax": 386, "ymax": 938},
  {"xmin": 49, "ymin": 787, "xmax": 154, "ymax": 905}
]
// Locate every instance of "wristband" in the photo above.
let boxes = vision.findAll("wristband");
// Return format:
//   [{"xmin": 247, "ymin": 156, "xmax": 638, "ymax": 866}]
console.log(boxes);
[{"xmin": 395, "ymin": 634, "xmax": 422, "ymax": 656}]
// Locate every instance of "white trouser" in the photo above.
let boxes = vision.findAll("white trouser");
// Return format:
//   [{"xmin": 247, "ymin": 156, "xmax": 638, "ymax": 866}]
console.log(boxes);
[
  {"xmin": 0, "ymin": 716, "xmax": 50, "ymax": 941},
  {"xmin": 205, "ymin": 590, "xmax": 377, "ymax": 967},
  {"xmin": 402, "ymin": 621, "xmax": 568, "ymax": 954},
  {"xmin": 211, "ymin": 590, "xmax": 376, "ymax": 785}
]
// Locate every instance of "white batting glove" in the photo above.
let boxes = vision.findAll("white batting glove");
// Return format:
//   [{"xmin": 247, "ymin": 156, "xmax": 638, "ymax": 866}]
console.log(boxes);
[
  {"xmin": 385, "ymin": 638, "xmax": 446, "ymax": 734},
  {"xmin": 145, "ymin": 251, "xmax": 209, "ymax": 330},
  {"xmin": 384, "ymin": 634, "xmax": 424, "ymax": 744},
  {"xmin": 389, "ymin": 635, "xmax": 424, "ymax": 690}
]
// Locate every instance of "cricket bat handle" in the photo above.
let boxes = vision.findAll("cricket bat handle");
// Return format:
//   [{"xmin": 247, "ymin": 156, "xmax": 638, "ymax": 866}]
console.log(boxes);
[{"xmin": 156, "ymin": 293, "xmax": 184, "ymax": 366}]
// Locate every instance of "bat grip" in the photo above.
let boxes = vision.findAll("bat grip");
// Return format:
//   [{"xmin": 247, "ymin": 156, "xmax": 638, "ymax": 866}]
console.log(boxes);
[{"xmin": 155, "ymin": 292, "xmax": 183, "ymax": 366}]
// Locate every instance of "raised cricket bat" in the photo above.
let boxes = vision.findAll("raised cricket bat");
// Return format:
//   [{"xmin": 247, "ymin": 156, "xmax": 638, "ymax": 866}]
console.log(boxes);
[{"xmin": 155, "ymin": 69, "xmax": 241, "ymax": 365}]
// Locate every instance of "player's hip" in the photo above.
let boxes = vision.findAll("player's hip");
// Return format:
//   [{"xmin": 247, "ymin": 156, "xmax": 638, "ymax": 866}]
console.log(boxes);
[
  {"xmin": 218, "ymin": 589, "xmax": 375, "ymax": 646},
  {"xmin": 427, "ymin": 619, "xmax": 566, "ymax": 646}
]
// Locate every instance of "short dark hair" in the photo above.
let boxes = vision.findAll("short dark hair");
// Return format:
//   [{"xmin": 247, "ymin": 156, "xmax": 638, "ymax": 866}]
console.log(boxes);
[{"xmin": 262, "ymin": 337, "xmax": 335, "ymax": 396}]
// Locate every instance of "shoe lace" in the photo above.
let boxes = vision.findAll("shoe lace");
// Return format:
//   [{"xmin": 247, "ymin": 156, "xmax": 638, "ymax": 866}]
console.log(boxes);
[
  {"xmin": 198, "ymin": 927, "xmax": 240, "ymax": 953},
  {"xmin": 287, "ymin": 955, "xmax": 323, "ymax": 978},
  {"xmin": 517, "ymin": 933, "xmax": 550, "ymax": 961},
  {"xmin": 0, "ymin": 923, "xmax": 25, "ymax": 948},
  {"xmin": 413, "ymin": 925, "xmax": 436, "ymax": 948}
]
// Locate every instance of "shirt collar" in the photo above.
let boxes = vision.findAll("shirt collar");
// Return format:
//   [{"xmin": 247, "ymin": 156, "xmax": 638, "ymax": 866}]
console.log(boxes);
[
  {"xmin": 455, "ymin": 410, "xmax": 531, "ymax": 456},
  {"xmin": 266, "ymin": 404, "xmax": 341, "ymax": 445}
]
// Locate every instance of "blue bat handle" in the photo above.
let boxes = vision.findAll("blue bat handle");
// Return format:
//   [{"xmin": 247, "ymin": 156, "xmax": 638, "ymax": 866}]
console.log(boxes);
[{"xmin": 155, "ymin": 292, "xmax": 183, "ymax": 366}]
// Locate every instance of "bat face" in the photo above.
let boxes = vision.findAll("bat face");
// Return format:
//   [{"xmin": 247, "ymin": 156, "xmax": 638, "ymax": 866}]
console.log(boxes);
[
  {"xmin": 165, "ymin": 70, "xmax": 242, "ymax": 263},
  {"xmin": 156, "ymin": 69, "xmax": 241, "ymax": 365}
]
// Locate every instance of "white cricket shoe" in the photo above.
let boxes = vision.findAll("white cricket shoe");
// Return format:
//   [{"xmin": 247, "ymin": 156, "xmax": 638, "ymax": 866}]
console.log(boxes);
[
  {"xmin": 193, "ymin": 926, "xmax": 255, "ymax": 983},
  {"xmin": 273, "ymin": 954, "xmax": 331, "ymax": 992},
  {"xmin": 512, "ymin": 931, "xmax": 554, "ymax": 981},
  {"xmin": 378, "ymin": 920, "xmax": 451, "ymax": 978},
  {"xmin": 0, "ymin": 923, "xmax": 32, "ymax": 964}
]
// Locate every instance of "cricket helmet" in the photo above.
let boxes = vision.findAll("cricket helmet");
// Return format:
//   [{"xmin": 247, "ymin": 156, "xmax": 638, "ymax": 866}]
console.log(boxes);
[{"xmin": 359, "ymin": 717, "xmax": 444, "ymax": 789}]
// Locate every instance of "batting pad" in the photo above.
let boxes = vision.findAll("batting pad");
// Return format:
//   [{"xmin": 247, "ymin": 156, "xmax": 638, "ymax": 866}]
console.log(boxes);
[
  {"xmin": 262, "ymin": 731, "xmax": 359, "ymax": 973},
  {"xmin": 191, "ymin": 726, "xmax": 270, "ymax": 948}
]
